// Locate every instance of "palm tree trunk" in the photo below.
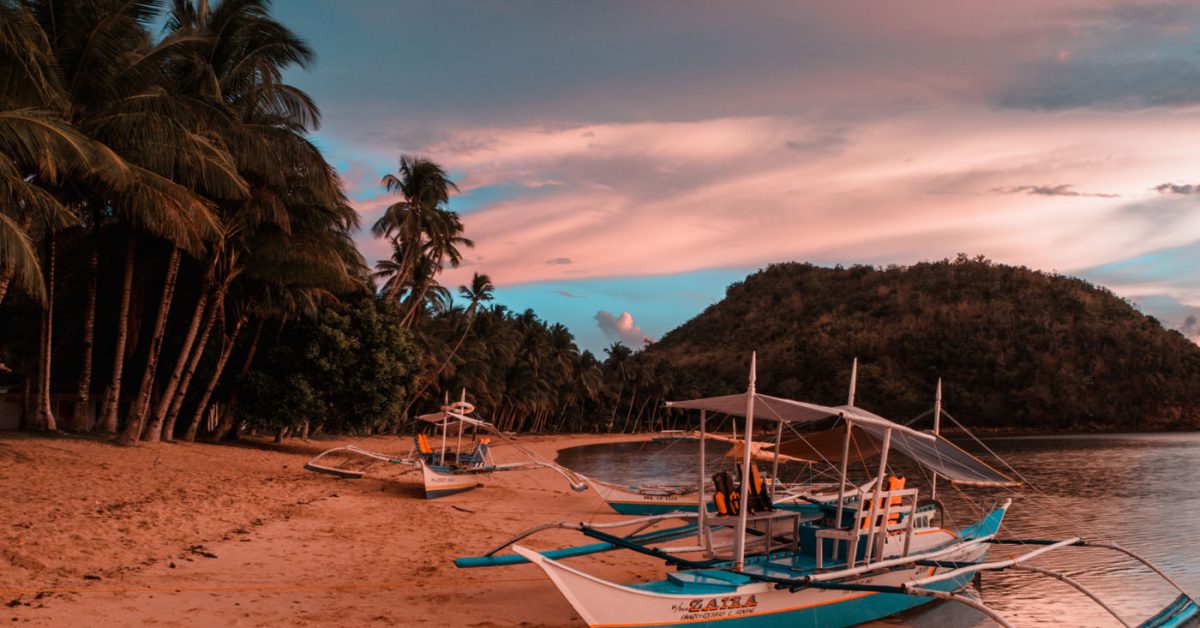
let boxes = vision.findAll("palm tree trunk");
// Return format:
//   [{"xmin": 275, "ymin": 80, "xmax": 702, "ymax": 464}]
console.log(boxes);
[
  {"xmin": 400, "ymin": 283, "xmax": 432, "ymax": 327},
  {"xmin": 621, "ymin": 388, "xmax": 638, "ymax": 433},
  {"xmin": 72, "ymin": 244, "xmax": 99, "ymax": 432},
  {"xmin": 98, "ymin": 236, "xmax": 136, "ymax": 434},
  {"xmin": 210, "ymin": 317, "xmax": 264, "ymax": 443},
  {"xmin": 634, "ymin": 395, "xmax": 653, "ymax": 433},
  {"xmin": 159, "ymin": 289, "xmax": 223, "ymax": 440},
  {"xmin": 184, "ymin": 314, "xmax": 247, "ymax": 442},
  {"xmin": 400, "ymin": 309, "xmax": 477, "ymax": 421},
  {"xmin": 146, "ymin": 258, "xmax": 217, "ymax": 440},
  {"xmin": 608, "ymin": 382, "xmax": 623, "ymax": 432},
  {"xmin": 35, "ymin": 234, "xmax": 57, "ymax": 431},
  {"xmin": 122, "ymin": 247, "xmax": 181, "ymax": 444}
]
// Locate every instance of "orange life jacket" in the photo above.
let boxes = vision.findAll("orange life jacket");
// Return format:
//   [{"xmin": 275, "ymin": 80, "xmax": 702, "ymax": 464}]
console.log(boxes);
[
  {"xmin": 711, "ymin": 471, "xmax": 739, "ymax": 516},
  {"xmin": 861, "ymin": 475, "xmax": 906, "ymax": 529}
]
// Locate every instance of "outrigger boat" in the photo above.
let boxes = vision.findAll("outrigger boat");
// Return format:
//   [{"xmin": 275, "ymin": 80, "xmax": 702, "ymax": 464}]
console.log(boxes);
[
  {"xmin": 305, "ymin": 398, "xmax": 586, "ymax": 499},
  {"xmin": 457, "ymin": 355, "xmax": 1199, "ymax": 627}
]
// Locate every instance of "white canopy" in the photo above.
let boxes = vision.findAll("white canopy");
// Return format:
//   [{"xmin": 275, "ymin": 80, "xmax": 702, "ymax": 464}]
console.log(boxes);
[
  {"xmin": 416, "ymin": 411, "xmax": 494, "ymax": 431},
  {"xmin": 665, "ymin": 393, "xmax": 933, "ymax": 442}
]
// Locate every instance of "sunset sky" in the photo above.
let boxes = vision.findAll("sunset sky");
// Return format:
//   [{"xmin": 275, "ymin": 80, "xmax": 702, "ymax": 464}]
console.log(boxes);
[{"xmin": 270, "ymin": 1, "xmax": 1200, "ymax": 352}]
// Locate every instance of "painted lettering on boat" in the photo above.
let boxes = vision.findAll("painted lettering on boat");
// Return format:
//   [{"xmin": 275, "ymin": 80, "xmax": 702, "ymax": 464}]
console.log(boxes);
[{"xmin": 672, "ymin": 595, "xmax": 758, "ymax": 620}]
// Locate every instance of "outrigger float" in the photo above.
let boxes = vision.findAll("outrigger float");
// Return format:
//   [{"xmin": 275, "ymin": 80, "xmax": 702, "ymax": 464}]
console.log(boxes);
[
  {"xmin": 305, "ymin": 397, "xmax": 586, "ymax": 499},
  {"xmin": 456, "ymin": 355, "xmax": 1199, "ymax": 627}
]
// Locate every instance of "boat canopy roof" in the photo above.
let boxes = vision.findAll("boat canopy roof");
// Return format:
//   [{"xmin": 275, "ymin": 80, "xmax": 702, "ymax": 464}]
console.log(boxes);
[
  {"xmin": 669, "ymin": 393, "xmax": 1018, "ymax": 487},
  {"xmin": 416, "ymin": 411, "xmax": 494, "ymax": 431},
  {"xmin": 857, "ymin": 421, "xmax": 1020, "ymax": 487},
  {"xmin": 665, "ymin": 393, "xmax": 933, "ymax": 441},
  {"xmin": 769, "ymin": 415, "xmax": 1020, "ymax": 487}
]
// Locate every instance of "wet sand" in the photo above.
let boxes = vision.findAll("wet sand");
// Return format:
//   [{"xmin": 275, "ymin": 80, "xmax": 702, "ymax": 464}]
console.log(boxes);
[{"xmin": 1, "ymin": 431, "xmax": 664, "ymax": 627}]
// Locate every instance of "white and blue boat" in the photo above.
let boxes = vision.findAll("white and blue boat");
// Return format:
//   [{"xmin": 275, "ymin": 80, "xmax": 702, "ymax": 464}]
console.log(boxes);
[
  {"xmin": 457, "ymin": 355, "xmax": 1200, "ymax": 627},
  {"xmin": 304, "ymin": 395, "xmax": 587, "ymax": 499}
]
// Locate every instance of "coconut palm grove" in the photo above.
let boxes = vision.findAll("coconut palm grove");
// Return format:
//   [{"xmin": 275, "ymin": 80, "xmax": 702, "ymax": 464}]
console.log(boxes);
[{"xmin": 0, "ymin": 0, "xmax": 677, "ymax": 442}]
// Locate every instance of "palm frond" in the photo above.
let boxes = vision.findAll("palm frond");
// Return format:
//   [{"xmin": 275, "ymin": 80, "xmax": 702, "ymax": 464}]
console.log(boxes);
[{"xmin": 0, "ymin": 211, "xmax": 44, "ymax": 303}]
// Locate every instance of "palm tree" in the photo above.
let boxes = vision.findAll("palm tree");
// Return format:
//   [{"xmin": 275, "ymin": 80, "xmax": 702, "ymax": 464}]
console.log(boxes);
[
  {"xmin": 12, "ymin": 0, "xmax": 239, "ymax": 436},
  {"xmin": 371, "ymin": 156, "xmax": 472, "ymax": 327},
  {"xmin": 401, "ymin": 273, "xmax": 493, "ymax": 420},
  {"xmin": 144, "ymin": 0, "xmax": 346, "ymax": 442}
]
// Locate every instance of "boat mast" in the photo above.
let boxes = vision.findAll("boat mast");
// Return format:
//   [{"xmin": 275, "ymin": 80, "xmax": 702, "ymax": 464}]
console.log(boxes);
[
  {"xmin": 931, "ymin": 378, "xmax": 942, "ymax": 501},
  {"xmin": 697, "ymin": 409, "xmax": 707, "ymax": 551},
  {"xmin": 770, "ymin": 419, "xmax": 783, "ymax": 498},
  {"xmin": 456, "ymin": 388, "xmax": 466, "ymax": 462},
  {"xmin": 847, "ymin": 357, "xmax": 858, "ymax": 407},
  {"xmin": 833, "ymin": 358, "xmax": 858, "ymax": 533},
  {"xmin": 440, "ymin": 391, "xmax": 449, "ymax": 466},
  {"xmin": 733, "ymin": 352, "xmax": 757, "ymax": 572}
]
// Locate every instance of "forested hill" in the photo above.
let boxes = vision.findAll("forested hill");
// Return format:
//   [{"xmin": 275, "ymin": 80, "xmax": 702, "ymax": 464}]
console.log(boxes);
[{"xmin": 645, "ymin": 257, "xmax": 1200, "ymax": 431}]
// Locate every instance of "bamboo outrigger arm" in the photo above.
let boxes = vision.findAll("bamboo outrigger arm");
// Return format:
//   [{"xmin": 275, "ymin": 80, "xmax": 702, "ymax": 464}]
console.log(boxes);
[
  {"xmin": 905, "ymin": 587, "xmax": 1016, "ymax": 628},
  {"xmin": 895, "ymin": 537, "xmax": 1199, "ymax": 628},
  {"xmin": 480, "ymin": 513, "xmax": 700, "ymax": 556},
  {"xmin": 1011, "ymin": 564, "xmax": 1132, "ymax": 628}
]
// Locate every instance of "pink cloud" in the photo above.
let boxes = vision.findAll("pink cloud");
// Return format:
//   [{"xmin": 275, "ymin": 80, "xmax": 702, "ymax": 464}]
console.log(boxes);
[
  {"xmin": 595, "ymin": 311, "xmax": 651, "ymax": 348},
  {"xmin": 421, "ymin": 107, "xmax": 1200, "ymax": 304}
]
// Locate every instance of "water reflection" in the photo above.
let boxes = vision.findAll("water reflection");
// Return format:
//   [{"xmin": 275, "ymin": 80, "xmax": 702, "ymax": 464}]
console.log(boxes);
[{"xmin": 557, "ymin": 433, "xmax": 1200, "ymax": 627}]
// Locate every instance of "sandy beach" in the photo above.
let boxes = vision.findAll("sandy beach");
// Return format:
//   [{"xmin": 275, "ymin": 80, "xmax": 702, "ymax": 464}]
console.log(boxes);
[{"xmin": 1, "ymin": 431, "xmax": 676, "ymax": 627}]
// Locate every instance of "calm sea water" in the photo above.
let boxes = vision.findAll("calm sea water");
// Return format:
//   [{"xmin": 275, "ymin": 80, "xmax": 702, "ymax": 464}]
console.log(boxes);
[{"xmin": 557, "ymin": 433, "xmax": 1200, "ymax": 627}]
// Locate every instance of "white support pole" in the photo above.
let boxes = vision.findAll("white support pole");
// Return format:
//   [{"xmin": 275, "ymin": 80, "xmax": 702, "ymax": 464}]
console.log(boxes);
[
  {"xmin": 697, "ymin": 410, "xmax": 707, "ymax": 548},
  {"xmin": 770, "ymin": 419, "xmax": 783, "ymax": 498},
  {"xmin": 847, "ymin": 357, "xmax": 858, "ymax": 406},
  {"xmin": 734, "ymin": 352, "xmax": 757, "ymax": 572},
  {"xmin": 864, "ymin": 427, "xmax": 893, "ymax": 564},
  {"xmin": 834, "ymin": 358, "xmax": 859, "ymax": 541},
  {"xmin": 931, "ymin": 378, "xmax": 942, "ymax": 501},
  {"xmin": 456, "ymin": 389, "xmax": 466, "ymax": 462},
  {"xmin": 833, "ymin": 416, "xmax": 852, "ymax": 532},
  {"xmin": 439, "ymin": 391, "xmax": 449, "ymax": 466}
]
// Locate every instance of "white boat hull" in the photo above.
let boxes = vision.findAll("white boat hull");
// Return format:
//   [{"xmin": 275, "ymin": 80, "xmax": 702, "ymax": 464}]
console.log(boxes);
[
  {"xmin": 420, "ymin": 460, "xmax": 484, "ymax": 499},
  {"xmin": 513, "ymin": 538, "xmax": 988, "ymax": 628}
]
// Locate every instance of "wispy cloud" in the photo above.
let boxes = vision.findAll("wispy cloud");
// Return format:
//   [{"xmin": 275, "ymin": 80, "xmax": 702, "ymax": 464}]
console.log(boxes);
[
  {"xmin": 417, "ymin": 107, "xmax": 1200, "ymax": 290},
  {"xmin": 991, "ymin": 184, "xmax": 1119, "ymax": 198},
  {"xmin": 545, "ymin": 257, "xmax": 573, "ymax": 265},
  {"xmin": 557, "ymin": 290, "xmax": 584, "ymax": 298},
  {"xmin": 1153, "ymin": 183, "xmax": 1200, "ymax": 195}
]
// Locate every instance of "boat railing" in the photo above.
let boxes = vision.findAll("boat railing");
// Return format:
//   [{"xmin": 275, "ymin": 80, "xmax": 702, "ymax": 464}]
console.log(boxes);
[{"xmin": 815, "ymin": 486, "xmax": 919, "ymax": 568}]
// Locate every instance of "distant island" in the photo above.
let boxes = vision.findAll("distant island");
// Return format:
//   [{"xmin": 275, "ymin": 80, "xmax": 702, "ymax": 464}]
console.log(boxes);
[{"xmin": 644, "ymin": 256, "xmax": 1200, "ymax": 432}]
